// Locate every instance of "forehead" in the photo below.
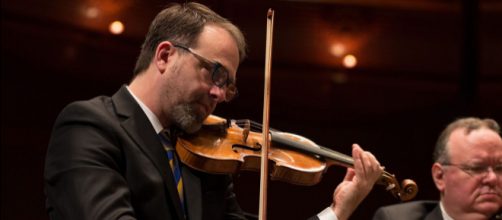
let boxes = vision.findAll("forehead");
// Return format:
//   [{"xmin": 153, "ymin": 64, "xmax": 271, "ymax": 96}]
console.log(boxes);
[
  {"xmin": 192, "ymin": 24, "xmax": 240, "ymax": 76},
  {"xmin": 448, "ymin": 128, "xmax": 502, "ymax": 161}
]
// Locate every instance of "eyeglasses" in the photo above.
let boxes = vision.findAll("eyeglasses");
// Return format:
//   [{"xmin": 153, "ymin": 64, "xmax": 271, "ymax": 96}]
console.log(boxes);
[
  {"xmin": 442, "ymin": 163, "xmax": 502, "ymax": 178},
  {"xmin": 173, "ymin": 44, "xmax": 238, "ymax": 102}
]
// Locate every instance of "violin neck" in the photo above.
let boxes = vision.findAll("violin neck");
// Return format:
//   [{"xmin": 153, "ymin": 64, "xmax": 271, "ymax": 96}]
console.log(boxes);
[{"xmin": 270, "ymin": 131, "xmax": 354, "ymax": 167}]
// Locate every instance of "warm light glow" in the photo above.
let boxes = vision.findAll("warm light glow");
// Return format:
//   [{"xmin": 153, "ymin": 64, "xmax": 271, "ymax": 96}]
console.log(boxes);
[
  {"xmin": 330, "ymin": 43, "xmax": 346, "ymax": 57},
  {"xmin": 109, "ymin": 21, "xmax": 124, "ymax": 35},
  {"xmin": 85, "ymin": 7, "xmax": 99, "ymax": 18},
  {"xmin": 343, "ymin": 54, "xmax": 357, "ymax": 68}
]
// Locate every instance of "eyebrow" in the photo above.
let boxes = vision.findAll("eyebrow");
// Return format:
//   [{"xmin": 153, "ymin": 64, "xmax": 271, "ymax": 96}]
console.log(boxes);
[{"xmin": 175, "ymin": 44, "xmax": 235, "ymax": 83}]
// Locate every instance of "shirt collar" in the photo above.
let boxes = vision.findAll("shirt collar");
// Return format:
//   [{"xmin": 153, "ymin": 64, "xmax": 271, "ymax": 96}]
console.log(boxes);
[
  {"xmin": 125, "ymin": 86, "xmax": 164, "ymax": 134},
  {"xmin": 439, "ymin": 201, "xmax": 454, "ymax": 220}
]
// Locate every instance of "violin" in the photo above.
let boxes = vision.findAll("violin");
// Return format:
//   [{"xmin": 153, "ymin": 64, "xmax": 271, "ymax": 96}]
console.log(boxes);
[{"xmin": 175, "ymin": 115, "xmax": 418, "ymax": 201}]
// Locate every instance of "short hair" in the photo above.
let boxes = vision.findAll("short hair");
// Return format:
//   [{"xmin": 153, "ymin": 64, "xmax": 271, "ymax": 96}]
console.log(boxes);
[
  {"xmin": 132, "ymin": 2, "xmax": 247, "ymax": 76},
  {"xmin": 433, "ymin": 117, "xmax": 501, "ymax": 163}
]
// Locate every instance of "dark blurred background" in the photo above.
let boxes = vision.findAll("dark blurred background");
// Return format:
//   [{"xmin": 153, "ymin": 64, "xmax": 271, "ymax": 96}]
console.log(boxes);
[{"xmin": 2, "ymin": 0, "xmax": 502, "ymax": 219}]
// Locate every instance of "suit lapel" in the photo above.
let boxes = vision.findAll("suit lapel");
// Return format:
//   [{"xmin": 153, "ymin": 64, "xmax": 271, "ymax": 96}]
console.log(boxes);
[
  {"xmin": 425, "ymin": 204, "xmax": 443, "ymax": 220},
  {"xmin": 112, "ymin": 86, "xmax": 185, "ymax": 220},
  {"xmin": 424, "ymin": 203, "xmax": 501, "ymax": 220}
]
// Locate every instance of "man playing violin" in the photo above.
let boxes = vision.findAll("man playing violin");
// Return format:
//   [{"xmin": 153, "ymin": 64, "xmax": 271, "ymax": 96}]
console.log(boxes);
[{"xmin": 44, "ymin": 2, "xmax": 383, "ymax": 220}]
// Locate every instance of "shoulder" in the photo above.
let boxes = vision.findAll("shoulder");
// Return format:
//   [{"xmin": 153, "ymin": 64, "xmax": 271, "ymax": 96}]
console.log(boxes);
[
  {"xmin": 378, "ymin": 200, "xmax": 438, "ymax": 210},
  {"xmin": 373, "ymin": 200, "xmax": 439, "ymax": 220},
  {"xmin": 53, "ymin": 95, "xmax": 114, "ymax": 129},
  {"xmin": 46, "ymin": 89, "xmax": 134, "ymax": 175},
  {"xmin": 62, "ymin": 95, "xmax": 111, "ymax": 114},
  {"xmin": 49, "ymin": 91, "xmax": 125, "ymax": 152},
  {"xmin": 56, "ymin": 86, "xmax": 133, "ymax": 126}
]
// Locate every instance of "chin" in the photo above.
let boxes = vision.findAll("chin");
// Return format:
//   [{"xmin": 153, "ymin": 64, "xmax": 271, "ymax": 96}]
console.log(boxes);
[
  {"xmin": 183, "ymin": 122, "xmax": 202, "ymax": 134},
  {"xmin": 171, "ymin": 104, "xmax": 204, "ymax": 134},
  {"xmin": 475, "ymin": 202, "xmax": 501, "ymax": 215},
  {"xmin": 175, "ymin": 114, "xmax": 202, "ymax": 134}
]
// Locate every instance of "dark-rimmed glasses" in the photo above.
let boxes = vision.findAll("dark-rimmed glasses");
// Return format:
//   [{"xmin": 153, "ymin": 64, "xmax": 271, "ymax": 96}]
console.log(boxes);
[
  {"xmin": 173, "ymin": 44, "xmax": 238, "ymax": 102},
  {"xmin": 442, "ymin": 163, "xmax": 502, "ymax": 178}
]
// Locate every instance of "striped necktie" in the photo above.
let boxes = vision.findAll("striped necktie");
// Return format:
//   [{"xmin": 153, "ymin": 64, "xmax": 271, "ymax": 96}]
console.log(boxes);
[{"xmin": 158, "ymin": 130, "xmax": 185, "ymax": 212}]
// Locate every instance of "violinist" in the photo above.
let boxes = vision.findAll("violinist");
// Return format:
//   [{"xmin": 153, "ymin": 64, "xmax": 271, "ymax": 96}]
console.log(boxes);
[{"xmin": 44, "ymin": 2, "xmax": 383, "ymax": 220}]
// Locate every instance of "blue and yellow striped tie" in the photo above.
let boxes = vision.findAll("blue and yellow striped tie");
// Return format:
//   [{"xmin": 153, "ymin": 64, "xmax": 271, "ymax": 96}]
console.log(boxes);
[{"xmin": 159, "ymin": 131, "xmax": 185, "ymax": 212}]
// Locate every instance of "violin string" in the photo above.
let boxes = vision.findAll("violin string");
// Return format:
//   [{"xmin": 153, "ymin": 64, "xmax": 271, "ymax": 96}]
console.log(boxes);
[
  {"xmin": 234, "ymin": 120, "xmax": 271, "ymax": 132},
  {"xmin": 234, "ymin": 119, "xmax": 282, "ymax": 133},
  {"xmin": 234, "ymin": 119, "xmax": 260, "ymax": 129}
]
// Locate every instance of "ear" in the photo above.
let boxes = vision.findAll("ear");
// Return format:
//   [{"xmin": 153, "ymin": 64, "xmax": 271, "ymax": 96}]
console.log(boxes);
[
  {"xmin": 432, "ymin": 163, "xmax": 446, "ymax": 192},
  {"xmin": 154, "ymin": 41, "xmax": 175, "ymax": 74}
]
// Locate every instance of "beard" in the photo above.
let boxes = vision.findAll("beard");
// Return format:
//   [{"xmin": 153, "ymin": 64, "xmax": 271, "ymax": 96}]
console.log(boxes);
[{"xmin": 170, "ymin": 103, "xmax": 205, "ymax": 134}]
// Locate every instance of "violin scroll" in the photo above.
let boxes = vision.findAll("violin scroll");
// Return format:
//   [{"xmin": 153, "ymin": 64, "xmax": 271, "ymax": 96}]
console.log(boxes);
[{"xmin": 378, "ymin": 172, "xmax": 418, "ymax": 201}]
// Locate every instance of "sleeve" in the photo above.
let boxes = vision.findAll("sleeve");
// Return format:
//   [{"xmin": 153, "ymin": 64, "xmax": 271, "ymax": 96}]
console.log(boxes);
[
  {"xmin": 372, "ymin": 207, "xmax": 389, "ymax": 220},
  {"xmin": 223, "ymin": 180, "xmax": 247, "ymax": 220},
  {"xmin": 44, "ymin": 101, "xmax": 136, "ymax": 220},
  {"xmin": 315, "ymin": 206, "xmax": 338, "ymax": 220}
]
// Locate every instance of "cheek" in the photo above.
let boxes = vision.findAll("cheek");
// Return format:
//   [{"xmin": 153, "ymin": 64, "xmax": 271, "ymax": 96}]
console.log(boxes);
[
  {"xmin": 173, "ymin": 68, "xmax": 203, "ymax": 96},
  {"xmin": 182, "ymin": 83, "xmax": 212, "ymax": 105},
  {"xmin": 444, "ymin": 175, "xmax": 478, "ymax": 197},
  {"xmin": 182, "ymin": 69, "xmax": 210, "ymax": 92}
]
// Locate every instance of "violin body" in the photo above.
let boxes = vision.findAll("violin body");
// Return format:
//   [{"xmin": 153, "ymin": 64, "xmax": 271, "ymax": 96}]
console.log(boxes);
[{"xmin": 176, "ymin": 115, "xmax": 327, "ymax": 185}]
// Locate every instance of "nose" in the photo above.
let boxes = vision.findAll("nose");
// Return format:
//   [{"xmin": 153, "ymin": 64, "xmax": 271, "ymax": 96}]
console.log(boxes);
[
  {"xmin": 209, "ymin": 84, "xmax": 226, "ymax": 103},
  {"xmin": 482, "ymin": 167, "xmax": 499, "ymax": 183}
]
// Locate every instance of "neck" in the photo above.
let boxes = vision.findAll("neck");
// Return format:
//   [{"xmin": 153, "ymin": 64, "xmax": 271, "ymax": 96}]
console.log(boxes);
[{"xmin": 129, "ymin": 71, "xmax": 172, "ymax": 128}]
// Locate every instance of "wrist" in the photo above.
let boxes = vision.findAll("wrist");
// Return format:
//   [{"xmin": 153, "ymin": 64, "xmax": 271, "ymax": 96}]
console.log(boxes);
[{"xmin": 332, "ymin": 204, "xmax": 349, "ymax": 220}]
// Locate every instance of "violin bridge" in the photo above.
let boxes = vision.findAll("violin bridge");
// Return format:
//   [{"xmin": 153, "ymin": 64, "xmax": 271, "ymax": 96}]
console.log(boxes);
[{"xmin": 242, "ymin": 119, "xmax": 251, "ymax": 143}]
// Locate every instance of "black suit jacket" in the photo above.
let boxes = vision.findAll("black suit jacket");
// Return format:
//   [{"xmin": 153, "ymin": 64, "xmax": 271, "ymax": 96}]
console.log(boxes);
[
  {"xmin": 45, "ymin": 86, "xmax": 245, "ymax": 220},
  {"xmin": 373, "ymin": 200, "xmax": 502, "ymax": 220},
  {"xmin": 372, "ymin": 201, "xmax": 442, "ymax": 220}
]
